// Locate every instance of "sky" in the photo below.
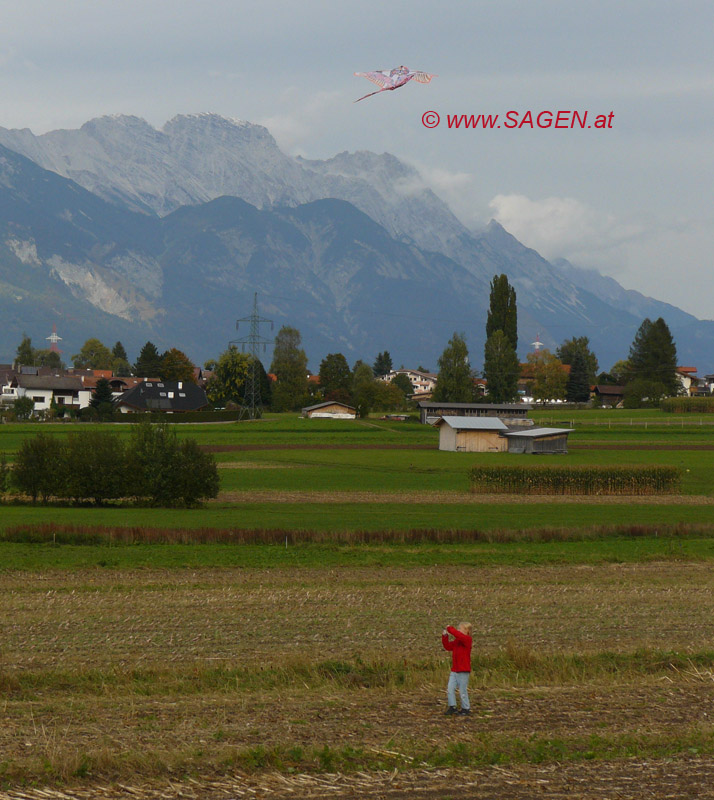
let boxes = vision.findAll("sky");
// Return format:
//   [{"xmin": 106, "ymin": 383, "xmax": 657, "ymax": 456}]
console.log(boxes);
[{"xmin": 1, "ymin": 0, "xmax": 713, "ymax": 319}]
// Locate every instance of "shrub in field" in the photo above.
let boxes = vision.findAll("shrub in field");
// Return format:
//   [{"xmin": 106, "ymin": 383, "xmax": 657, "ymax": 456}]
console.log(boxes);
[
  {"xmin": 661, "ymin": 397, "xmax": 714, "ymax": 413},
  {"xmin": 469, "ymin": 464, "xmax": 680, "ymax": 495},
  {"xmin": 63, "ymin": 430, "xmax": 128, "ymax": 504},
  {"xmin": 11, "ymin": 433, "xmax": 65, "ymax": 502},
  {"xmin": 127, "ymin": 420, "xmax": 219, "ymax": 507},
  {"xmin": 0, "ymin": 452, "xmax": 9, "ymax": 495}
]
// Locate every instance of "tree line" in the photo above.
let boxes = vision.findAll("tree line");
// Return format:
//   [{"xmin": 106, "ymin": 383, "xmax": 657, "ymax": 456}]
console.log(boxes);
[
  {"xmin": 431, "ymin": 273, "xmax": 681, "ymax": 407},
  {"xmin": 5, "ymin": 422, "xmax": 218, "ymax": 506}
]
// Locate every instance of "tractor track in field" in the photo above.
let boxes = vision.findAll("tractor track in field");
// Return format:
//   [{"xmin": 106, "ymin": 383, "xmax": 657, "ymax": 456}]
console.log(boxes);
[{"xmin": 216, "ymin": 490, "xmax": 714, "ymax": 504}]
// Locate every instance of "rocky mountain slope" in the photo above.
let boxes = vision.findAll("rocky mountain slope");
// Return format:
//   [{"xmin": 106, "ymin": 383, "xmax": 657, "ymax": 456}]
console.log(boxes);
[{"xmin": 0, "ymin": 116, "xmax": 711, "ymax": 372}]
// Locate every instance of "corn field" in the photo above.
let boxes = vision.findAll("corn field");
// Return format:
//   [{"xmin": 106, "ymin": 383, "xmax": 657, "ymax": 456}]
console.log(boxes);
[
  {"xmin": 661, "ymin": 397, "xmax": 714, "ymax": 413},
  {"xmin": 469, "ymin": 465, "xmax": 681, "ymax": 495}
]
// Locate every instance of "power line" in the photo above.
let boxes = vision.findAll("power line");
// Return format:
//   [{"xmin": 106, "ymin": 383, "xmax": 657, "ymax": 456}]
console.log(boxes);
[{"xmin": 230, "ymin": 293, "xmax": 274, "ymax": 420}]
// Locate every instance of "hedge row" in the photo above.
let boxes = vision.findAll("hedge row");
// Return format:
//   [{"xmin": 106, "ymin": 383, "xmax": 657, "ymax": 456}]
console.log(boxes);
[
  {"xmin": 109, "ymin": 410, "xmax": 242, "ymax": 423},
  {"xmin": 469, "ymin": 465, "xmax": 681, "ymax": 495},
  {"xmin": 661, "ymin": 397, "xmax": 714, "ymax": 414}
]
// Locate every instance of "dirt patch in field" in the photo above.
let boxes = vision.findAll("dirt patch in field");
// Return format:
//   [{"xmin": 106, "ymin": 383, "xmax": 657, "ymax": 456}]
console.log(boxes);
[
  {"xmin": 572, "ymin": 443, "xmax": 714, "ymax": 450},
  {"xmin": 216, "ymin": 462, "xmax": 306, "ymax": 469},
  {"xmin": 216, "ymin": 489, "xmax": 714, "ymax": 504},
  {"xmin": 202, "ymin": 444, "xmax": 435, "ymax": 452}
]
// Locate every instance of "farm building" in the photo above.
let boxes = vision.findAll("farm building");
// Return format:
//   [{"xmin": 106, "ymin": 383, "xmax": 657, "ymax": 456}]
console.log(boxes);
[
  {"xmin": 301, "ymin": 401, "xmax": 356, "ymax": 419},
  {"xmin": 418, "ymin": 401, "xmax": 530, "ymax": 425},
  {"xmin": 503, "ymin": 427, "xmax": 573, "ymax": 454},
  {"xmin": 434, "ymin": 416, "xmax": 508, "ymax": 452}
]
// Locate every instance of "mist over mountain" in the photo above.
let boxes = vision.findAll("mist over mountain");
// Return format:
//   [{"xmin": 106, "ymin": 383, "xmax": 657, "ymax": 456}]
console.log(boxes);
[{"xmin": 0, "ymin": 114, "xmax": 711, "ymax": 372}]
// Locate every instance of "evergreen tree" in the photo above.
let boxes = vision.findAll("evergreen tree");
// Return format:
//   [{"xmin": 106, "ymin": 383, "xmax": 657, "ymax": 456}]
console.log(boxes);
[
  {"xmin": 486, "ymin": 274, "xmax": 518, "ymax": 351},
  {"xmin": 319, "ymin": 353, "xmax": 352, "ymax": 400},
  {"xmin": 134, "ymin": 341, "xmax": 163, "ymax": 378},
  {"xmin": 627, "ymin": 317, "xmax": 679, "ymax": 397},
  {"xmin": 372, "ymin": 351, "xmax": 393, "ymax": 377},
  {"xmin": 565, "ymin": 349, "xmax": 591, "ymax": 402},
  {"xmin": 15, "ymin": 334, "xmax": 35, "ymax": 367},
  {"xmin": 112, "ymin": 342, "xmax": 128, "ymax": 361},
  {"xmin": 483, "ymin": 330, "xmax": 520, "ymax": 402},
  {"xmin": 556, "ymin": 336, "xmax": 599, "ymax": 384},
  {"xmin": 270, "ymin": 326, "xmax": 309, "ymax": 411},
  {"xmin": 432, "ymin": 333, "xmax": 473, "ymax": 402},
  {"xmin": 89, "ymin": 377, "xmax": 115, "ymax": 413}
]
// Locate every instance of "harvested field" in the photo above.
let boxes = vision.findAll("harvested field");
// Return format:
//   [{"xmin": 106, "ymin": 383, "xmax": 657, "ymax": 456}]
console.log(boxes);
[{"xmin": 2, "ymin": 563, "xmax": 714, "ymax": 796}]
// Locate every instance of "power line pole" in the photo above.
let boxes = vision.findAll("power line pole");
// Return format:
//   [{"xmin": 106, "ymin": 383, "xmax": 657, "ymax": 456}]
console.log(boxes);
[{"xmin": 231, "ymin": 293, "xmax": 273, "ymax": 420}]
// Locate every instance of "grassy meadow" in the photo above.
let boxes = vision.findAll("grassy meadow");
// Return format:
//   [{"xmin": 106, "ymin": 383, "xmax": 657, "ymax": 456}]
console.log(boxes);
[{"xmin": 2, "ymin": 409, "xmax": 714, "ymax": 793}]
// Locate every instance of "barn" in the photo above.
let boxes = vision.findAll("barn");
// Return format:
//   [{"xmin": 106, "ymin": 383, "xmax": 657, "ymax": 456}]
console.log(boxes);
[
  {"xmin": 434, "ymin": 416, "xmax": 508, "ymax": 452},
  {"xmin": 503, "ymin": 427, "xmax": 573, "ymax": 454},
  {"xmin": 301, "ymin": 401, "xmax": 356, "ymax": 419}
]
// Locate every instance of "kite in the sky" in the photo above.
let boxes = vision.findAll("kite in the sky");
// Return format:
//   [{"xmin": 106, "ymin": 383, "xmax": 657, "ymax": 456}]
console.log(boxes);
[{"xmin": 353, "ymin": 65, "xmax": 437, "ymax": 102}]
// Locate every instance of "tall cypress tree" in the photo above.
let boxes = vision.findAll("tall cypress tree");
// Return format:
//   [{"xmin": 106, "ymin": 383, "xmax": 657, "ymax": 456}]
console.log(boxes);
[
  {"xmin": 483, "ymin": 330, "xmax": 520, "ymax": 402},
  {"xmin": 486, "ymin": 274, "xmax": 518, "ymax": 351}
]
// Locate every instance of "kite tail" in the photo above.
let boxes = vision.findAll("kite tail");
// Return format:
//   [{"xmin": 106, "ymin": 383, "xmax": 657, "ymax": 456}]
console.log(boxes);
[{"xmin": 354, "ymin": 89, "xmax": 384, "ymax": 103}]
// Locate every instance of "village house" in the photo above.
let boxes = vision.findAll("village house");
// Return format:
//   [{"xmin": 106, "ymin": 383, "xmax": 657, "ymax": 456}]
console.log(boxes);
[
  {"xmin": 115, "ymin": 380, "xmax": 208, "ymax": 413},
  {"xmin": 382, "ymin": 369, "xmax": 438, "ymax": 396},
  {"xmin": 1, "ymin": 374, "xmax": 92, "ymax": 412}
]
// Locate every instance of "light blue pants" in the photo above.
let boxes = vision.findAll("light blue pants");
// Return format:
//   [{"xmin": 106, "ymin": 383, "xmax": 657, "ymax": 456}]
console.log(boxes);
[{"xmin": 447, "ymin": 671, "xmax": 470, "ymax": 710}]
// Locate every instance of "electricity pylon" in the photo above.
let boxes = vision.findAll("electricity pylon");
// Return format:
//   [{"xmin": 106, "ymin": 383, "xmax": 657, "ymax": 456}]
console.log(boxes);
[{"xmin": 231, "ymin": 293, "xmax": 273, "ymax": 420}]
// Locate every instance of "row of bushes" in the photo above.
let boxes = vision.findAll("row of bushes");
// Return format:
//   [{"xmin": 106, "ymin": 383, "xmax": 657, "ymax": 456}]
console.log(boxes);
[
  {"xmin": 469, "ymin": 465, "xmax": 681, "ymax": 495},
  {"xmin": 4, "ymin": 422, "xmax": 219, "ymax": 506},
  {"xmin": 661, "ymin": 397, "xmax": 714, "ymax": 414},
  {"xmin": 3, "ymin": 521, "xmax": 710, "ymax": 545}
]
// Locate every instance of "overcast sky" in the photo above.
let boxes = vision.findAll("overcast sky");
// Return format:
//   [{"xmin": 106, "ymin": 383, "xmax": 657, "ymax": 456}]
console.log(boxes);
[{"xmin": 1, "ymin": 0, "xmax": 713, "ymax": 318}]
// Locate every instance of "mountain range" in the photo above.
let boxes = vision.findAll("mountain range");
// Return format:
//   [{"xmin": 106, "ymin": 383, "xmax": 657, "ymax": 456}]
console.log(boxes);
[{"xmin": 0, "ymin": 113, "xmax": 711, "ymax": 373}]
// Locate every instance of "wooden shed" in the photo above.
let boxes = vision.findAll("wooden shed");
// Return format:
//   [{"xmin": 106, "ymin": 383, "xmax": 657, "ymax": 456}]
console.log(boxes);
[
  {"xmin": 503, "ymin": 427, "xmax": 573, "ymax": 454},
  {"xmin": 301, "ymin": 401, "xmax": 356, "ymax": 419},
  {"xmin": 433, "ymin": 416, "xmax": 508, "ymax": 452}
]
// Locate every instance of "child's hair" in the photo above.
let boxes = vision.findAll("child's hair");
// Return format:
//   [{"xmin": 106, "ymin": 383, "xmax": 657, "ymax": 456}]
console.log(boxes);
[{"xmin": 459, "ymin": 621, "xmax": 473, "ymax": 636}]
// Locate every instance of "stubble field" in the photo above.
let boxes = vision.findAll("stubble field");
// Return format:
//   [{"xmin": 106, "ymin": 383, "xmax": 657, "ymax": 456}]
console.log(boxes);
[{"xmin": 3, "ymin": 410, "xmax": 714, "ymax": 798}]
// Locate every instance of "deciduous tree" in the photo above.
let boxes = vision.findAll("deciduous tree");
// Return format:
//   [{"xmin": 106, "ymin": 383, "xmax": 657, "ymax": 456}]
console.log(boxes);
[
  {"xmin": 527, "ymin": 349, "xmax": 567, "ymax": 402},
  {"xmin": 160, "ymin": 348, "xmax": 196, "ymax": 383},
  {"xmin": 270, "ymin": 326, "xmax": 309, "ymax": 411},
  {"xmin": 72, "ymin": 338, "xmax": 114, "ymax": 370},
  {"xmin": 433, "ymin": 333, "xmax": 473, "ymax": 402}
]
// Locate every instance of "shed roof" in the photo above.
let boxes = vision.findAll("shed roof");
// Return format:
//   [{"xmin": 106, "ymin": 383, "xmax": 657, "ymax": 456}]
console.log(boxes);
[
  {"xmin": 302, "ymin": 400, "xmax": 355, "ymax": 413},
  {"xmin": 503, "ymin": 427, "xmax": 573, "ymax": 438},
  {"xmin": 434, "ymin": 416, "xmax": 508, "ymax": 431},
  {"xmin": 418, "ymin": 401, "xmax": 528, "ymax": 411}
]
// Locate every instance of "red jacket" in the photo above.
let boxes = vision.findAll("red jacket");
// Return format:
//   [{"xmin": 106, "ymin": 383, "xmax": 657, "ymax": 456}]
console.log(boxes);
[{"xmin": 442, "ymin": 625, "xmax": 472, "ymax": 672}]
